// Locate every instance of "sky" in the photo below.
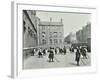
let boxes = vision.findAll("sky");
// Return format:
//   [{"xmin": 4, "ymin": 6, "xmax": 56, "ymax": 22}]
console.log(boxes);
[{"xmin": 36, "ymin": 10, "xmax": 91, "ymax": 38}]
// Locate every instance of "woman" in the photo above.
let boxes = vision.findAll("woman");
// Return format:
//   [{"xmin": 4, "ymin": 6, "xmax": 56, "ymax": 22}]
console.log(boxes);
[
  {"xmin": 48, "ymin": 49, "xmax": 54, "ymax": 62},
  {"xmin": 75, "ymin": 49, "xmax": 81, "ymax": 66}
]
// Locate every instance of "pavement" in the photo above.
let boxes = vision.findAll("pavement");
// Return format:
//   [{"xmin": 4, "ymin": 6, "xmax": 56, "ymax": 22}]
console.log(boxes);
[{"xmin": 23, "ymin": 52, "xmax": 91, "ymax": 69}]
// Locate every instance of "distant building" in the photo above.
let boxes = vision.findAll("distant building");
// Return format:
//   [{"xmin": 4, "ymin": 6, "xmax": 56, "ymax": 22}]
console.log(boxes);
[
  {"xmin": 76, "ymin": 22, "xmax": 91, "ymax": 44},
  {"xmin": 76, "ymin": 22, "xmax": 91, "ymax": 51},
  {"xmin": 64, "ymin": 34, "xmax": 71, "ymax": 44},
  {"xmin": 76, "ymin": 30, "xmax": 83, "ymax": 43},
  {"xmin": 64, "ymin": 33, "xmax": 77, "ymax": 44}
]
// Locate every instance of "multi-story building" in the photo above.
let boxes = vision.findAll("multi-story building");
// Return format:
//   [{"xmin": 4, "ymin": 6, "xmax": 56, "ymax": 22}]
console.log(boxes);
[
  {"xmin": 76, "ymin": 22, "xmax": 91, "ymax": 43},
  {"xmin": 23, "ymin": 10, "xmax": 38, "ymax": 48},
  {"xmin": 76, "ymin": 23, "xmax": 91, "ymax": 51},
  {"xmin": 38, "ymin": 18, "xmax": 64, "ymax": 48},
  {"xmin": 76, "ymin": 30, "xmax": 83, "ymax": 43},
  {"xmin": 23, "ymin": 10, "xmax": 64, "ymax": 49}
]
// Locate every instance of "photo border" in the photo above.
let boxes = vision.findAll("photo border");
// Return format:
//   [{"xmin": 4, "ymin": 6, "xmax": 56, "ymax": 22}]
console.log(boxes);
[{"xmin": 11, "ymin": 1, "xmax": 97, "ymax": 78}]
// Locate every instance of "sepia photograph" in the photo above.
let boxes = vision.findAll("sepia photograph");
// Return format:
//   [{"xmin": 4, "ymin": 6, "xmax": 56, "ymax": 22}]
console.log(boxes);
[{"xmin": 23, "ymin": 10, "xmax": 91, "ymax": 69}]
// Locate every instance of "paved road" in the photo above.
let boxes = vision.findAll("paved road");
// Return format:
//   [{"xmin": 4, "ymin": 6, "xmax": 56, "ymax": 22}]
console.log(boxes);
[{"xmin": 23, "ymin": 52, "xmax": 91, "ymax": 69}]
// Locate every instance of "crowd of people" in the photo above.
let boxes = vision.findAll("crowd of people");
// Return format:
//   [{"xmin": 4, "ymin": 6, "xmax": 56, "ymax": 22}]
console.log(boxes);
[
  {"xmin": 25, "ymin": 45, "xmax": 89, "ymax": 66},
  {"xmin": 29, "ymin": 46, "xmax": 67, "ymax": 62},
  {"xmin": 74, "ymin": 46, "xmax": 88, "ymax": 66}
]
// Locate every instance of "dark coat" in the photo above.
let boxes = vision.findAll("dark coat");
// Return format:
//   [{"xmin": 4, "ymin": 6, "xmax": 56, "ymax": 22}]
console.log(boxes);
[
  {"xmin": 38, "ymin": 51, "xmax": 42, "ymax": 56},
  {"xmin": 81, "ymin": 48, "xmax": 86, "ymax": 56},
  {"xmin": 63, "ymin": 48, "xmax": 66, "ymax": 54},
  {"xmin": 75, "ymin": 50, "xmax": 81, "ymax": 62},
  {"xmin": 43, "ymin": 49, "xmax": 46, "ymax": 55},
  {"xmin": 48, "ymin": 50, "xmax": 54, "ymax": 59}
]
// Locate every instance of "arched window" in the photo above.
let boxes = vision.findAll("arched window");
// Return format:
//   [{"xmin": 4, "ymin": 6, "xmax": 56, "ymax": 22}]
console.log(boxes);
[
  {"xmin": 54, "ymin": 32, "xmax": 57, "ymax": 37},
  {"xmin": 42, "ymin": 32, "xmax": 45, "ymax": 37}
]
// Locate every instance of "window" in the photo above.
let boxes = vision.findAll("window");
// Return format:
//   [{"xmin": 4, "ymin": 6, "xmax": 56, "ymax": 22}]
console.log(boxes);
[
  {"xmin": 54, "ymin": 32, "xmax": 57, "ymax": 37},
  {"xmin": 42, "ymin": 32, "xmax": 45, "ymax": 34},
  {"xmin": 59, "ymin": 39, "xmax": 62, "ymax": 44},
  {"xmin": 50, "ymin": 39, "xmax": 52, "ymax": 44},
  {"xmin": 49, "ymin": 32, "xmax": 52, "ymax": 38},
  {"xmin": 28, "ymin": 27, "xmax": 36, "ymax": 38},
  {"xmin": 42, "ymin": 26, "xmax": 45, "ymax": 30},
  {"xmin": 59, "ymin": 32, "xmax": 62, "ymax": 37},
  {"xmin": 42, "ymin": 39, "xmax": 46, "ymax": 45},
  {"xmin": 54, "ymin": 39, "xmax": 58, "ymax": 44},
  {"xmin": 42, "ymin": 32, "xmax": 45, "ymax": 37}
]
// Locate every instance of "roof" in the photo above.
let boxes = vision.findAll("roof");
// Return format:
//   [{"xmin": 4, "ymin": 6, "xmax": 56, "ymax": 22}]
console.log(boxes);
[{"xmin": 39, "ymin": 21, "xmax": 63, "ymax": 26}]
